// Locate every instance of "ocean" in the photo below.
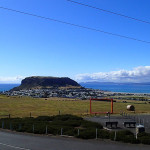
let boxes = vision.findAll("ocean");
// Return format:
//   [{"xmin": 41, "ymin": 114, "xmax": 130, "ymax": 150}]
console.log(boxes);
[
  {"xmin": 80, "ymin": 82, "xmax": 150, "ymax": 94},
  {"xmin": 0, "ymin": 84, "xmax": 20, "ymax": 92},
  {"xmin": 1, "ymin": 83, "xmax": 150, "ymax": 94}
]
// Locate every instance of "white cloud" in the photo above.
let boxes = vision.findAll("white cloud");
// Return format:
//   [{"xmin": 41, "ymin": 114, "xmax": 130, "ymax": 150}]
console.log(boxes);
[
  {"xmin": 75, "ymin": 66, "xmax": 150, "ymax": 83},
  {"xmin": 0, "ymin": 76, "xmax": 24, "ymax": 83}
]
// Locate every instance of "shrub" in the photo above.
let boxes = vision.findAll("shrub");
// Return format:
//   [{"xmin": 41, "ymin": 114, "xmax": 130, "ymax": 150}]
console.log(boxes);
[
  {"xmin": 139, "ymin": 136, "xmax": 150, "ymax": 145},
  {"xmin": 115, "ymin": 130, "xmax": 133, "ymax": 141},
  {"xmin": 34, "ymin": 123, "xmax": 47, "ymax": 134},
  {"xmin": 35, "ymin": 116, "xmax": 54, "ymax": 121},
  {"xmin": 98, "ymin": 129, "xmax": 110, "ymax": 139},
  {"xmin": 81, "ymin": 120, "xmax": 103, "ymax": 129},
  {"xmin": 63, "ymin": 128, "xmax": 76, "ymax": 136},
  {"xmin": 138, "ymin": 132, "xmax": 150, "ymax": 137},
  {"xmin": 0, "ymin": 114, "xmax": 103, "ymax": 138},
  {"xmin": 47, "ymin": 126, "xmax": 58, "ymax": 135},
  {"xmin": 21, "ymin": 124, "xmax": 33, "ymax": 133},
  {"xmin": 54, "ymin": 114, "xmax": 83, "ymax": 121},
  {"xmin": 109, "ymin": 131, "xmax": 115, "ymax": 140},
  {"xmin": 137, "ymin": 132, "xmax": 150, "ymax": 145},
  {"xmin": 76, "ymin": 129, "xmax": 96, "ymax": 139},
  {"xmin": 50, "ymin": 120, "xmax": 81, "ymax": 127},
  {"xmin": 122, "ymin": 135, "xmax": 139, "ymax": 143}
]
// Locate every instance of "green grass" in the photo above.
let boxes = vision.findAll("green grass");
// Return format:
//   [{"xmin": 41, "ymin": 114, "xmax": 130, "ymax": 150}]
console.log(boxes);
[{"xmin": 0, "ymin": 95, "xmax": 150, "ymax": 118}]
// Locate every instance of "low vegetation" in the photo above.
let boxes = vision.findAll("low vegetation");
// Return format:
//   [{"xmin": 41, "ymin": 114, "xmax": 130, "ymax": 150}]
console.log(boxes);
[
  {"xmin": 0, "ymin": 114, "xmax": 150, "ymax": 145},
  {"xmin": 0, "ymin": 114, "xmax": 103, "ymax": 136}
]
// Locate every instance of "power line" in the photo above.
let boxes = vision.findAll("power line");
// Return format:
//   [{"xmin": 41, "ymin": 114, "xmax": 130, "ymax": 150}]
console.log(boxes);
[
  {"xmin": 67, "ymin": 0, "xmax": 150, "ymax": 25},
  {"xmin": 0, "ymin": 6, "xmax": 150, "ymax": 44}
]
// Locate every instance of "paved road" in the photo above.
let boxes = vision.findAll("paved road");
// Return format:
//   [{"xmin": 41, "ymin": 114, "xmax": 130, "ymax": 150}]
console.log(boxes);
[{"xmin": 0, "ymin": 131, "xmax": 149, "ymax": 150}]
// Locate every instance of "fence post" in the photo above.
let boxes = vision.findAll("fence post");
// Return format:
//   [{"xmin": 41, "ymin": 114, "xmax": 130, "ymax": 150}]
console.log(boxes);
[
  {"xmin": 78, "ymin": 129, "xmax": 80, "ymax": 136},
  {"xmin": 46, "ymin": 125, "xmax": 48, "ymax": 134},
  {"xmin": 135, "ymin": 128, "xmax": 137, "ymax": 139},
  {"xmin": 2, "ymin": 121, "xmax": 4, "ymax": 129},
  {"xmin": 8, "ymin": 114, "xmax": 10, "ymax": 119},
  {"xmin": 19, "ymin": 124, "xmax": 22, "ymax": 130},
  {"xmin": 59, "ymin": 110, "xmax": 60, "ymax": 115},
  {"xmin": 96, "ymin": 128, "xmax": 97, "ymax": 139},
  {"xmin": 33, "ymin": 124, "xmax": 34, "ymax": 133},
  {"xmin": 10, "ymin": 123, "xmax": 12, "ymax": 130},
  {"xmin": 61, "ymin": 128, "xmax": 63, "ymax": 136},
  {"xmin": 30, "ymin": 112, "xmax": 32, "ymax": 118},
  {"xmin": 123, "ymin": 112, "xmax": 125, "ymax": 116},
  {"xmin": 114, "ymin": 131, "xmax": 117, "ymax": 141}
]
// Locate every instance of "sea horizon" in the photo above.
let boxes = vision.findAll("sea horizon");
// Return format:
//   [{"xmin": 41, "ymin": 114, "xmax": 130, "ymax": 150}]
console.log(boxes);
[
  {"xmin": 1, "ymin": 82, "xmax": 150, "ymax": 94},
  {"xmin": 0, "ymin": 84, "xmax": 20, "ymax": 92},
  {"xmin": 80, "ymin": 82, "xmax": 150, "ymax": 94}
]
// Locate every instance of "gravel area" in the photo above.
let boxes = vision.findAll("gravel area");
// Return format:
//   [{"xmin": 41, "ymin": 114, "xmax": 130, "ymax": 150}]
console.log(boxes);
[{"xmin": 85, "ymin": 114, "xmax": 150, "ymax": 133}]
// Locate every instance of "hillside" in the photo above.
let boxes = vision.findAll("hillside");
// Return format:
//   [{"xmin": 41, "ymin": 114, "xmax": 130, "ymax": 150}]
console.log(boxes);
[{"xmin": 11, "ymin": 76, "xmax": 81, "ymax": 90}]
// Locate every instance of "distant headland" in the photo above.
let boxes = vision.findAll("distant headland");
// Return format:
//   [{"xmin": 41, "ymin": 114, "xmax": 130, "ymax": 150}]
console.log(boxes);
[{"xmin": 11, "ymin": 76, "xmax": 81, "ymax": 91}]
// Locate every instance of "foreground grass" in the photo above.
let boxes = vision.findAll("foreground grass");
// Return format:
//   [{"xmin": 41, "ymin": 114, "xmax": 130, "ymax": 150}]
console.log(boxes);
[{"xmin": 0, "ymin": 95, "xmax": 150, "ymax": 117}]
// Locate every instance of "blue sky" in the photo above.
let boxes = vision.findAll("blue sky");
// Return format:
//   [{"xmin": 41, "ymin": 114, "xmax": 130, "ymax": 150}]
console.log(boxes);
[{"xmin": 0, "ymin": 0, "xmax": 150, "ymax": 83}]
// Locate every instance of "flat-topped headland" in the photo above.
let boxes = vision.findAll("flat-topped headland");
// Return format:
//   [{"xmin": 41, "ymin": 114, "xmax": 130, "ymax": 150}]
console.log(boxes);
[{"xmin": 11, "ymin": 76, "xmax": 81, "ymax": 91}]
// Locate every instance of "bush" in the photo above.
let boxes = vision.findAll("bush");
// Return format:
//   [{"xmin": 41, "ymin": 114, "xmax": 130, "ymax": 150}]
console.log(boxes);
[
  {"xmin": 0, "ymin": 114, "xmax": 103, "ymax": 139},
  {"xmin": 139, "ymin": 136, "xmax": 150, "ymax": 145},
  {"xmin": 63, "ymin": 128, "xmax": 76, "ymax": 136},
  {"xmin": 81, "ymin": 120, "xmax": 103, "ymax": 129},
  {"xmin": 138, "ymin": 132, "xmax": 150, "ymax": 137},
  {"xmin": 138, "ymin": 132, "xmax": 150, "ymax": 145},
  {"xmin": 98, "ymin": 129, "xmax": 110, "ymax": 139},
  {"xmin": 122, "ymin": 135, "xmax": 139, "ymax": 144},
  {"xmin": 131, "ymin": 138, "xmax": 140, "ymax": 144},
  {"xmin": 47, "ymin": 126, "xmax": 58, "ymax": 135},
  {"xmin": 35, "ymin": 116, "xmax": 54, "ymax": 121},
  {"xmin": 54, "ymin": 114, "xmax": 83, "ymax": 121},
  {"xmin": 21, "ymin": 124, "xmax": 33, "ymax": 133},
  {"xmin": 76, "ymin": 129, "xmax": 96, "ymax": 139},
  {"xmin": 50, "ymin": 120, "xmax": 81, "ymax": 127},
  {"xmin": 115, "ymin": 130, "xmax": 133, "ymax": 141},
  {"xmin": 109, "ymin": 131, "xmax": 115, "ymax": 140},
  {"xmin": 34, "ymin": 123, "xmax": 46, "ymax": 134}
]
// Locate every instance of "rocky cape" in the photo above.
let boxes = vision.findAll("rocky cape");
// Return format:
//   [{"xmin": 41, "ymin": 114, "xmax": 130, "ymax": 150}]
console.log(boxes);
[{"xmin": 11, "ymin": 76, "xmax": 81, "ymax": 91}]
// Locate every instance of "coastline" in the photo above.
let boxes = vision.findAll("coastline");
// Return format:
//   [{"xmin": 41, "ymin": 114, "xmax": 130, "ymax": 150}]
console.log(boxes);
[
  {"xmin": 80, "ymin": 83, "xmax": 150, "ymax": 95},
  {"xmin": 1, "ymin": 83, "xmax": 150, "ymax": 96},
  {"xmin": 103, "ymin": 91, "xmax": 150, "ymax": 95}
]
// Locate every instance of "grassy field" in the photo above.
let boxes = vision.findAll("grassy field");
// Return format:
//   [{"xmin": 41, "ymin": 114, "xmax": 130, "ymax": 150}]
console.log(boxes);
[{"xmin": 0, "ymin": 95, "xmax": 150, "ymax": 118}]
